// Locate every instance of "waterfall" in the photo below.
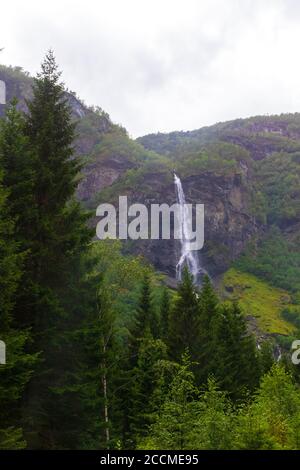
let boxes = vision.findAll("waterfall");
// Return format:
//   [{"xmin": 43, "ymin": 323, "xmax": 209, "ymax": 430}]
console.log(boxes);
[{"xmin": 174, "ymin": 173, "xmax": 202, "ymax": 284}]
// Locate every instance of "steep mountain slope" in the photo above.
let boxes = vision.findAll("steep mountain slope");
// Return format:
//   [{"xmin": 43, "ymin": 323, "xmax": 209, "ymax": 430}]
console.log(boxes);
[
  {"xmin": 1, "ymin": 63, "xmax": 300, "ymax": 339},
  {"xmin": 0, "ymin": 64, "xmax": 156, "ymax": 204},
  {"xmin": 137, "ymin": 114, "xmax": 300, "ymax": 161}
]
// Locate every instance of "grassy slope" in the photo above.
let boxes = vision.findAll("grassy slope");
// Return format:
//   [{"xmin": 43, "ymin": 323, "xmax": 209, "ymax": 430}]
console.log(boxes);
[{"xmin": 220, "ymin": 268, "xmax": 295, "ymax": 335}]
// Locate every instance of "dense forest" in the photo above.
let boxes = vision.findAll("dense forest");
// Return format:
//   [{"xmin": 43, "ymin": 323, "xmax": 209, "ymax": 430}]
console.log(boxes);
[{"xmin": 0, "ymin": 52, "xmax": 300, "ymax": 450}]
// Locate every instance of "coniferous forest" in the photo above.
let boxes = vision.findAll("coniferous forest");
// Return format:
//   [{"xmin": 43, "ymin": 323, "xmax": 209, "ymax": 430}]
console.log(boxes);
[{"xmin": 0, "ymin": 51, "xmax": 300, "ymax": 453}]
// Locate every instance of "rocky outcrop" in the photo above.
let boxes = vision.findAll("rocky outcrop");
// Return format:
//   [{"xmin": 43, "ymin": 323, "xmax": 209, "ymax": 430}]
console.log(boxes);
[
  {"xmin": 117, "ymin": 169, "xmax": 258, "ymax": 278},
  {"xmin": 78, "ymin": 159, "xmax": 135, "ymax": 202}
]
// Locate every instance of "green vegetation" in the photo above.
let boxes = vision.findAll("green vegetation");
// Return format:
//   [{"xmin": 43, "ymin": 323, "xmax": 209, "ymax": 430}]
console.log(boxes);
[
  {"xmin": 221, "ymin": 268, "xmax": 294, "ymax": 335},
  {"xmin": 0, "ymin": 169, "xmax": 37, "ymax": 449},
  {"xmin": 0, "ymin": 53, "xmax": 300, "ymax": 451},
  {"xmin": 235, "ymin": 228, "xmax": 300, "ymax": 294},
  {"xmin": 254, "ymin": 152, "xmax": 300, "ymax": 226},
  {"xmin": 140, "ymin": 362, "xmax": 300, "ymax": 450},
  {"xmin": 281, "ymin": 306, "xmax": 300, "ymax": 329},
  {"xmin": 0, "ymin": 52, "xmax": 103, "ymax": 449},
  {"xmin": 176, "ymin": 141, "xmax": 251, "ymax": 177}
]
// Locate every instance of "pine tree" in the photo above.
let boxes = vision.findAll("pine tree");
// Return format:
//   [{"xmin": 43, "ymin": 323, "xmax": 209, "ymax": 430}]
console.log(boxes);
[
  {"xmin": 211, "ymin": 302, "xmax": 260, "ymax": 400},
  {"xmin": 159, "ymin": 287, "xmax": 170, "ymax": 342},
  {"xmin": 196, "ymin": 274, "xmax": 220, "ymax": 384},
  {"xmin": 0, "ymin": 101, "xmax": 38, "ymax": 328},
  {"xmin": 259, "ymin": 340, "xmax": 275, "ymax": 376},
  {"xmin": 139, "ymin": 352, "xmax": 198, "ymax": 450},
  {"xmin": 134, "ymin": 274, "xmax": 153, "ymax": 337},
  {"xmin": 0, "ymin": 100, "xmax": 37, "ymax": 242},
  {"xmin": 168, "ymin": 267, "xmax": 201, "ymax": 365},
  {"xmin": 238, "ymin": 365, "xmax": 300, "ymax": 449},
  {"xmin": 24, "ymin": 50, "xmax": 90, "ymax": 290},
  {"xmin": 129, "ymin": 338, "xmax": 167, "ymax": 446},
  {"xmin": 2, "ymin": 51, "xmax": 102, "ymax": 449},
  {"xmin": 191, "ymin": 379, "xmax": 234, "ymax": 450},
  {"xmin": 130, "ymin": 274, "xmax": 158, "ymax": 364},
  {"xmin": 0, "ymin": 170, "xmax": 37, "ymax": 449}
]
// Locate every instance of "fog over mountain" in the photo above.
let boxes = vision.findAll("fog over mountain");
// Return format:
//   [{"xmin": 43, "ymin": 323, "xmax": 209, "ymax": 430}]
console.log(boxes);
[{"xmin": 2, "ymin": 0, "xmax": 300, "ymax": 136}]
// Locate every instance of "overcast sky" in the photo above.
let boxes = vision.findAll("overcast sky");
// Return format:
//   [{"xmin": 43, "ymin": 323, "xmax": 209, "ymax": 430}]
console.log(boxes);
[{"xmin": 1, "ymin": 0, "xmax": 300, "ymax": 137}]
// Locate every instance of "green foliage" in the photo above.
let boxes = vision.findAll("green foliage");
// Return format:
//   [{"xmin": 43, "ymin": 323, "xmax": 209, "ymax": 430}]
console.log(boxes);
[
  {"xmin": 235, "ymin": 227, "xmax": 300, "ymax": 294},
  {"xmin": 159, "ymin": 288, "xmax": 170, "ymax": 342},
  {"xmin": 168, "ymin": 268, "xmax": 201, "ymax": 364},
  {"xmin": 140, "ymin": 358, "xmax": 235, "ymax": 450},
  {"xmin": 0, "ymin": 100, "xmax": 37, "ymax": 245},
  {"xmin": 0, "ymin": 170, "xmax": 37, "ymax": 448},
  {"xmin": 222, "ymin": 267, "xmax": 294, "ymax": 334},
  {"xmin": 211, "ymin": 302, "xmax": 260, "ymax": 400},
  {"xmin": 129, "ymin": 338, "xmax": 167, "ymax": 444},
  {"xmin": 89, "ymin": 130, "xmax": 153, "ymax": 166},
  {"xmin": 133, "ymin": 274, "xmax": 158, "ymax": 340},
  {"xmin": 168, "ymin": 272, "xmax": 260, "ymax": 397},
  {"xmin": 281, "ymin": 306, "xmax": 300, "ymax": 329},
  {"xmin": 0, "ymin": 52, "xmax": 103, "ymax": 449},
  {"xmin": 176, "ymin": 142, "xmax": 250, "ymax": 177},
  {"xmin": 255, "ymin": 151, "xmax": 300, "ymax": 226},
  {"xmin": 258, "ymin": 341, "xmax": 275, "ymax": 376},
  {"xmin": 2, "ymin": 55, "xmax": 300, "ymax": 451},
  {"xmin": 141, "ymin": 362, "xmax": 300, "ymax": 450},
  {"xmin": 236, "ymin": 364, "xmax": 300, "ymax": 450},
  {"xmin": 139, "ymin": 352, "xmax": 199, "ymax": 450},
  {"xmin": 86, "ymin": 240, "xmax": 166, "ymax": 448}
]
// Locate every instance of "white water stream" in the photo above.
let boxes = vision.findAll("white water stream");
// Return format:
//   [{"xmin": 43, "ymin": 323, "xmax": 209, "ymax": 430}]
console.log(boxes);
[{"xmin": 174, "ymin": 173, "xmax": 203, "ymax": 284}]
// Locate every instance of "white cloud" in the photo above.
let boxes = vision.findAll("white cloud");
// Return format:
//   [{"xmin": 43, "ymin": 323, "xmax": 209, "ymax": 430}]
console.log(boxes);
[{"xmin": 1, "ymin": 0, "xmax": 300, "ymax": 136}]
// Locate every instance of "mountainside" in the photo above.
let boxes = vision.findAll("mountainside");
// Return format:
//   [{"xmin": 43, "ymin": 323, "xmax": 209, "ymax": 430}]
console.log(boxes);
[
  {"xmin": 1, "ymin": 63, "xmax": 300, "ymax": 338},
  {"xmin": 0, "ymin": 65, "xmax": 160, "ymax": 198}
]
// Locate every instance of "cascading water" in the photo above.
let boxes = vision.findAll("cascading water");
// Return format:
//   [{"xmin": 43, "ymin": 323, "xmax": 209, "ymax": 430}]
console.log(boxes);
[{"xmin": 174, "ymin": 173, "xmax": 205, "ymax": 284}]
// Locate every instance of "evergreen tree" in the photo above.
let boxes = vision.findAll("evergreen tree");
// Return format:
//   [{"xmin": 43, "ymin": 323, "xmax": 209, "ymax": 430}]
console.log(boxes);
[
  {"xmin": 0, "ymin": 170, "xmax": 37, "ymax": 449},
  {"xmin": 139, "ymin": 352, "xmax": 198, "ymax": 450},
  {"xmin": 189, "ymin": 379, "xmax": 235, "ymax": 450},
  {"xmin": 0, "ymin": 101, "xmax": 38, "ymax": 328},
  {"xmin": 129, "ymin": 338, "xmax": 167, "ymax": 446},
  {"xmin": 196, "ymin": 274, "xmax": 220, "ymax": 384},
  {"xmin": 130, "ymin": 274, "xmax": 158, "ymax": 364},
  {"xmin": 0, "ymin": 100, "xmax": 37, "ymax": 242},
  {"xmin": 258, "ymin": 339, "xmax": 275, "ymax": 376},
  {"xmin": 134, "ymin": 274, "xmax": 153, "ymax": 337},
  {"xmin": 211, "ymin": 302, "xmax": 260, "ymax": 400},
  {"xmin": 2, "ymin": 51, "xmax": 102, "ymax": 449},
  {"xmin": 236, "ymin": 365, "xmax": 300, "ymax": 449},
  {"xmin": 168, "ymin": 267, "xmax": 200, "ymax": 364},
  {"xmin": 159, "ymin": 287, "xmax": 170, "ymax": 342},
  {"xmin": 24, "ymin": 50, "xmax": 90, "ymax": 290}
]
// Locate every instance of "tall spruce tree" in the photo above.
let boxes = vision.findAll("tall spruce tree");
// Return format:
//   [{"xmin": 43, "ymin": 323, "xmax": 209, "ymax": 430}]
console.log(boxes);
[
  {"xmin": 168, "ymin": 267, "xmax": 201, "ymax": 364},
  {"xmin": 159, "ymin": 287, "xmax": 170, "ymax": 342},
  {"xmin": 0, "ymin": 169, "xmax": 37, "ymax": 449},
  {"xmin": 24, "ymin": 50, "xmax": 90, "ymax": 290},
  {"xmin": 0, "ymin": 51, "xmax": 102, "ymax": 449},
  {"xmin": 129, "ymin": 338, "xmax": 167, "ymax": 447},
  {"xmin": 130, "ymin": 274, "xmax": 158, "ymax": 361},
  {"xmin": 227, "ymin": 302, "xmax": 260, "ymax": 396},
  {"xmin": 140, "ymin": 352, "xmax": 198, "ymax": 450},
  {"xmin": 196, "ymin": 274, "xmax": 220, "ymax": 384},
  {"xmin": 211, "ymin": 302, "xmax": 260, "ymax": 400},
  {"xmin": 0, "ymin": 101, "xmax": 38, "ymax": 329}
]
